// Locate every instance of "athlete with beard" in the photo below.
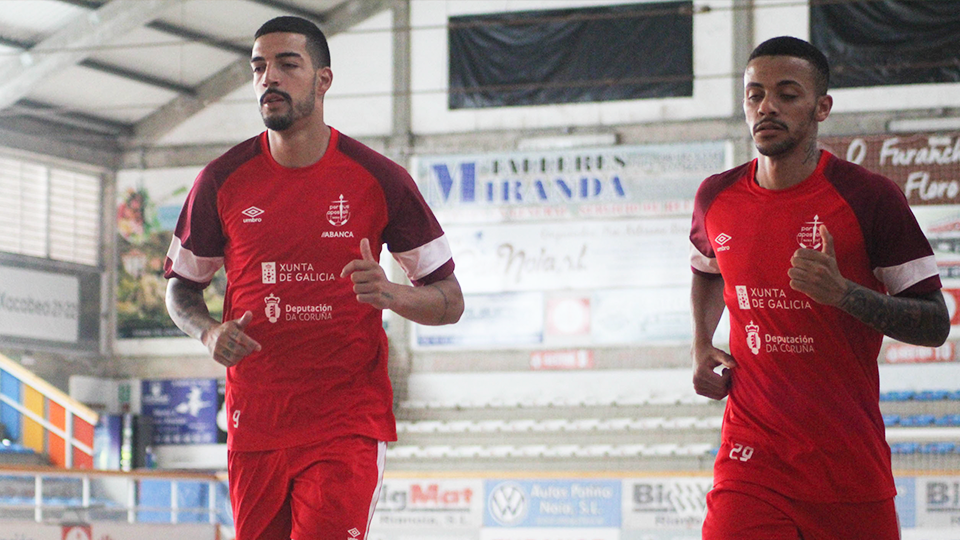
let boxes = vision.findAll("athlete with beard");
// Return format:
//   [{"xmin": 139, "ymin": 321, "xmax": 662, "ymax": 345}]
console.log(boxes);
[
  {"xmin": 163, "ymin": 16, "xmax": 464, "ymax": 540},
  {"xmin": 689, "ymin": 36, "xmax": 949, "ymax": 539}
]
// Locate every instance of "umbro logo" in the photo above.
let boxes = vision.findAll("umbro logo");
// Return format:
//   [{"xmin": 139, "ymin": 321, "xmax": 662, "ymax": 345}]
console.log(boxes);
[
  {"xmin": 715, "ymin": 233, "xmax": 731, "ymax": 252},
  {"xmin": 346, "ymin": 527, "xmax": 361, "ymax": 540},
  {"xmin": 242, "ymin": 206, "xmax": 264, "ymax": 223}
]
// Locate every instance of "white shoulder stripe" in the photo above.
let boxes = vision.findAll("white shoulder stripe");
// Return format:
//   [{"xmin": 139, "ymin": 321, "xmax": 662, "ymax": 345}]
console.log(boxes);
[
  {"xmin": 165, "ymin": 236, "xmax": 224, "ymax": 284},
  {"xmin": 392, "ymin": 235, "xmax": 453, "ymax": 282},
  {"xmin": 874, "ymin": 255, "xmax": 939, "ymax": 295},
  {"xmin": 689, "ymin": 241, "xmax": 720, "ymax": 274}
]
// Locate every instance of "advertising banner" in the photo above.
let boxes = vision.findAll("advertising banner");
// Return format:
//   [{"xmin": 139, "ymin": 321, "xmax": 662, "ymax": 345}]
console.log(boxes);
[
  {"xmin": 0, "ymin": 521, "xmax": 215, "ymax": 540},
  {"xmin": 896, "ymin": 476, "xmax": 917, "ymax": 529},
  {"xmin": 446, "ymin": 218, "xmax": 691, "ymax": 295},
  {"xmin": 916, "ymin": 476, "xmax": 960, "ymax": 529},
  {"xmin": 373, "ymin": 479, "xmax": 484, "ymax": 529},
  {"xmin": 621, "ymin": 478, "xmax": 711, "ymax": 531},
  {"xmin": 414, "ymin": 292, "xmax": 544, "ymax": 347},
  {"xmin": 115, "ymin": 168, "xmax": 225, "ymax": 339},
  {"xmin": 479, "ymin": 528, "xmax": 620, "ymax": 540},
  {"xmin": 484, "ymin": 480, "xmax": 620, "ymax": 528},
  {"xmin": 0, "ymin": 265, "xmax": 79, "ymax": 343},
  {"xmin": 140, "ymin": 379, "xmax": 219, "ymax": 445},
  {"xmin": 821, "ymin": 133, "xmax": 960, "ymax": 206},
  {"xmin": 414, "ymin": 142, "xmax": 727, "ymax": 223}
]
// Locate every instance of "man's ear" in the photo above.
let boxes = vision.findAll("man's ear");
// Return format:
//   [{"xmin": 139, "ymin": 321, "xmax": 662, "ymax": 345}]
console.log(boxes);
[
  {"xmin": 815, "ymin": 94, "xmax": 833, "ymax": 122},
  {"xmin": 316, "ymin": 66, "xmax": 333, "ymax": 95}
]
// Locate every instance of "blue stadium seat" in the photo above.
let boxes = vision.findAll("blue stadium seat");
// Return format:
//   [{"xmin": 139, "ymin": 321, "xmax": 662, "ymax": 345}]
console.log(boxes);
[
  {"xmin": 899, "ymin": 414, "xmax": 937, "ymax": 427},
  {"xmin": 882, "ymin": 415, "xmax": 900, "ymax": 427},
  {"xmin": 890, "ymin": 442, "xmax": 920, "ymax": 454},
  {"xmin": 948, "ymin": 390, "xmax": 960, "ymax": 401},
  {"xmin": 915, "ymin": 390, "xmax": 950, "ymax": 401},
  {"xmin": 920, "ymin": 442, "xmax": 956, "ymax": 454},
  {"xmin": 935, "ymin": 414, "xmax": 960, "ymax": 427},
  {"xmin": 880, "ymin": 390, "xmax": 915, "ymax": 402}
]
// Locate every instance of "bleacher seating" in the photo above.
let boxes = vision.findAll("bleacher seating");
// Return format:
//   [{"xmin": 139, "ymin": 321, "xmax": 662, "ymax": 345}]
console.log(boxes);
[
  {"xmin": 0, "ymin": 442, "xmax": 45, "ymax": 466},
  {"xmin": 391, "ymin": 372, "xmax": 960, "ymax": 472}
]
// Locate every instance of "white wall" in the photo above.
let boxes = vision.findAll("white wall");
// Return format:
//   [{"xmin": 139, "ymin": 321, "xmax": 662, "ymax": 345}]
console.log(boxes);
[
  {"xmin": 410, "ymin": 0, "xmax": 736, "ymax": 135},
  {"xmin": 751, "ymin": 0, "xmax": 960, "ymax": 115}
]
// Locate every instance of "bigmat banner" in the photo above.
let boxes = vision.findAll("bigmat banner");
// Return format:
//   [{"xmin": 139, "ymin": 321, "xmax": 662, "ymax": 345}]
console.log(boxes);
[{"xmin": 364, "ymin": 474, "xmax": 960, "ymax": 540}]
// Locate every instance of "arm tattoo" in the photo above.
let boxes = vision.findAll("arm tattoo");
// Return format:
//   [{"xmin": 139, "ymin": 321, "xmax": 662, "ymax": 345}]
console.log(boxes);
[
  {"xmin": 434, "ymin": 283, "xmax": 449, "ymax": 325},
  {"xmin": 838, "ymin": 286, "xmax": 949, "ymax": 347},
  {"xmin": 167, "ymin": 280, "xmax": 216, "ymax": 341}
]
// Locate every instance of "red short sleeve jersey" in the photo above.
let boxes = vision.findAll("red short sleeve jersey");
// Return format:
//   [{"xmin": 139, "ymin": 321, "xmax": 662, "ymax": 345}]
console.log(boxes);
[
  {"xmin": 689, "ymin": 151, "xmax": 941, "ymax": 502},
  {"xmin": 164, "ymin": 128, "xmax": 455, "ymax": 451}
]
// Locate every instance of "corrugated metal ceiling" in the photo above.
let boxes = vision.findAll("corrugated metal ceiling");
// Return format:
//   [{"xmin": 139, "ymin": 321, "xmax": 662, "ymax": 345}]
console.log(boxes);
[{"xmin": 0, "ymin": 0, "xmax": 389, "ymax": 163}]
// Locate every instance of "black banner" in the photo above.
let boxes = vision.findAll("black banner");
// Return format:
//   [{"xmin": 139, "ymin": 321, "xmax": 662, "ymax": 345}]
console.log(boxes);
[
  {"xmin": 448, "ymin": 2, "xmax": 693, "ymax": 109},
  {"xmin": 810, "ymin": 0, "xmax": 960, "ymax": 89}
]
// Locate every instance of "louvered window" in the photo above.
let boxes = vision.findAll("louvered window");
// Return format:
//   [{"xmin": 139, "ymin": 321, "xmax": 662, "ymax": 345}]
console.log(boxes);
[{"xmin": 0, "ymin": 155, "xmax": 101, "ymax": 266}]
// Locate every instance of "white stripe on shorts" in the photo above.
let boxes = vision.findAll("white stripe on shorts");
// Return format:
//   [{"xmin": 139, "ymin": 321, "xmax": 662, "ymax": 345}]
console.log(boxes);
[{"xmin": 363, "ymin": 441, "xmax": 387, "ymax": 540}]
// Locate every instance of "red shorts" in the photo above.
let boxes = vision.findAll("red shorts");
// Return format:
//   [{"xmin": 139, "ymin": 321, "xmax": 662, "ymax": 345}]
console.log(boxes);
[
  {"xmin": 227, "ymin": 436, "xmax": 386, "ymax": 540},
  {"xmin": 702, "ymin": 482, "xmax": 900, "ymax": 540}
]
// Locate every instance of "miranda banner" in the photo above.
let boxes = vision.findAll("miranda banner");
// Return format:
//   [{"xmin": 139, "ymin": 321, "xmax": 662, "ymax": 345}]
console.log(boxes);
[{"xmin": 413, "ymin": 141, "xmax": 728, "ymax": 223}]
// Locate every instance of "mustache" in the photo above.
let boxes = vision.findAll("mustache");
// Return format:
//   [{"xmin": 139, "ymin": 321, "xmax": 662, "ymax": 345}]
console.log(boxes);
[
  {"xmin": 753, "ymin": 119, "xmax": 788, "ymax": 133},
  {"xmin": 260, "ymin": 88, "xmax": 291, "ymax": 106}
]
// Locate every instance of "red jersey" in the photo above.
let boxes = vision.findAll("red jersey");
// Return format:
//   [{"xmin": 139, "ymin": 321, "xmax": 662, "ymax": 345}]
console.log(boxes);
[
  {"xmin": 164, "ymin": 128, "xmax": 454, "ymax": 451},
  {"xmin": 689, "ymin": 151, "xmax": 940, "ymax": 502}
]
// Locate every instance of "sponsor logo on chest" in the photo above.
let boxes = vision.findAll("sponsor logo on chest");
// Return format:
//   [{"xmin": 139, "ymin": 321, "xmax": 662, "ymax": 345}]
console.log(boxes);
[
  {"xmin": 744, "ymin": 320, "xmax": 816, "ymax": 355},
  {"xmin": 261, "ymin": 262, "xmax": 336, "ymax": 284}
]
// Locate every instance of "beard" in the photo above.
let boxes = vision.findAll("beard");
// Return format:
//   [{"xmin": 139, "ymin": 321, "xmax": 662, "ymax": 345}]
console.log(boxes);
[
  {"xmin": 755, "ymin": 132, "xmax": 798, "ymax": 157},
  {"xmin": 753, "ymin": 106, "xmax": 818, "ymax": 157},
  {"xmin": 260, "ymin": 83, "xmax": 316, "ymax": 131}
]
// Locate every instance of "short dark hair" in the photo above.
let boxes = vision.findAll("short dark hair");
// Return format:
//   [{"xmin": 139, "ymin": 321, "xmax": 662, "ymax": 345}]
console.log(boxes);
[
  {"xmin": 748, "ymin": 36, "xmax": 829, "ymax": 96},
  {"xmin": 255, "ymin": 16, "xmax": 330, "ymax": 69}
]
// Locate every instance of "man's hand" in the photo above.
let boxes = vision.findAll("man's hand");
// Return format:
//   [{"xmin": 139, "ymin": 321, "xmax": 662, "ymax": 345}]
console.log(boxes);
[
  {"xmin": 341, "ymin": 238, "xmax": 395, "ymax": 309},
  {"xmin": 788, "ymin": 224, "xmax": 852, "ymax": 306},
  {"xmin": 692, "ymin": 344, "xmax": 736, "ymax": 400},
  {"xmin": 201, "ymin": 311, "xmax": 262, "ymax": 368}
]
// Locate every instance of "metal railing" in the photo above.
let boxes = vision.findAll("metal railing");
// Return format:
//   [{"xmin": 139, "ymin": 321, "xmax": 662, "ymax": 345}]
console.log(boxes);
[{"xmin": 0, "ymin": 465, "xmax": 230, "ymax": 526}]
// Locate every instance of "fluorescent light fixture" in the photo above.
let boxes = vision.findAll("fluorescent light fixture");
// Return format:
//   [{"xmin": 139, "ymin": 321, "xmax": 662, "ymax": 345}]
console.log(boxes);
[
  {"xmin": 887, "ymin": 117, "xmax": 960, "ymax": 133},
  {"xmin": 517, "ymin": 133, "xmax": 618, "ymax": 151}
]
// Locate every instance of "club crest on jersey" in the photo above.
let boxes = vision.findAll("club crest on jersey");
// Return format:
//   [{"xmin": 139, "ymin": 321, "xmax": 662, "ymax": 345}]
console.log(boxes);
[
  {"xmin": 264, "ymin": 293, "xmax": 281, "ymax": 323},
  {"xmin": 327, "ymin": 194, "xmax": 351, "ymax": 227},
  {"xmin": 746, "ymin": 321, "xmax": 761, "ymax": 354},
  {"xmin": 796, "ymin": 215, "xmax": 823, "ymax": 249}
]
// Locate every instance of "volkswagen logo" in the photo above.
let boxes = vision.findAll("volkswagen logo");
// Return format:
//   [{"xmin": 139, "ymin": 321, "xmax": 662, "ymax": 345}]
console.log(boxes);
[{"xmin": 488, "ymin": 482, "xmax": 527, "ymax": 526}]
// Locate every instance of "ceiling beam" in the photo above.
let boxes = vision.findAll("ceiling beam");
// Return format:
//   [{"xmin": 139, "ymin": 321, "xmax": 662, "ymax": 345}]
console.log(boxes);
[
  {"xmin": 0, "ymin": 0, "xmax": 179, "ymax": 112},
  {"xmin": 145, "ymin": 21, "xmax": 251, "ymax": 56},
  {"xmin": 79, "ymin": 59, "xmax": 195, "ymax": 95},
  {"xmin": 53, "ymin": 0, "xmax": 252, "ymax": 55},
  {"xmin": 10, "ymin": 99, "xmax": 133, "ymax": 136},
  {"xmin": 0, "ymin": 116, "xmax": 121, "ymax": 168},
  {"xmin": 127, "ymin": 0, "xmax": 391, "ymax": 148},
  {"xmin": 245, "ymin": 0, "xmax": 328, "ymax": 23}
]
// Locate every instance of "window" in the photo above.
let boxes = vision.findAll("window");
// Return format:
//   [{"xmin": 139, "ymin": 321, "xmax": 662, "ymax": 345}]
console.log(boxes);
[
  {"xmin": 448, "ymin": 1, "xmax": 694, "ymax": 109},
  {"xmin": 0, "ymin": 154, "xmax": 101, "ymax": 266}
]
